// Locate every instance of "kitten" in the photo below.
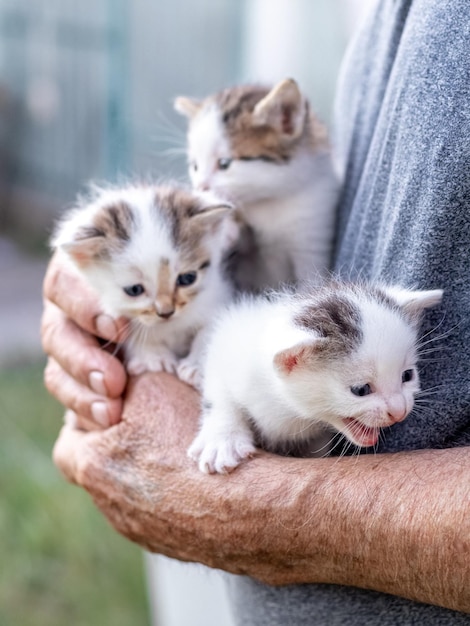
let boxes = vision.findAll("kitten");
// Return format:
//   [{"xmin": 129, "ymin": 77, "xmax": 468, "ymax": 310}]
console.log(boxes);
[
  {"xmin": 175, "ymin": 78, "xmax": 339, "ymax": 291},
  {"xmin": 52, "ymin": 183, "xmax": 234, "ymax": 387},
  {"xmin": 188, "ymin": 281, "xmax": 443, "ymax": 473}
]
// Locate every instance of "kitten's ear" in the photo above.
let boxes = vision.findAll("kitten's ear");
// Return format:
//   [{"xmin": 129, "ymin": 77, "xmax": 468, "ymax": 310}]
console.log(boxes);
[
  {"xmin": 192, "ymin": 193, "xmax": 234, "ymax": 227},
  {"xmin": 191, "ymin": 205, "xmax": 233, "ymax": 230},
  {"xmin": 252, "ymin": 78, "xmax": 306, "ymax": 139},
  {"xmin": 385, "ymin": 286, "xmax": 443, "ymax": 319},
  {"xmin": 273, "ymin": 338, "xmax": 325, "ymax": 376},
  {"xmin": 56, "ymin": 227, "xmax": 107, "ymax": 267},
  {"xmin": 174, "ymin": 96, "xmax": 202, "ymax": 119}
]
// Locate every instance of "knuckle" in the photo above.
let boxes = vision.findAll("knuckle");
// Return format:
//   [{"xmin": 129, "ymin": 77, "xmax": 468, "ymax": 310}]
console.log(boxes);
[
  {"xmin": 42, "ymin": 256, "xmax": 61, "ymax": 302},
  {"xmin": 43, "ymin": 358, "xmax": 58, "ymax": 393},
  {"xmin": 40, "ymin": 301, "xmax": 65, "ymax": 354},
  {"xmin": 40, "ymin": 313, "xmax": 55, "ymax": 353}
]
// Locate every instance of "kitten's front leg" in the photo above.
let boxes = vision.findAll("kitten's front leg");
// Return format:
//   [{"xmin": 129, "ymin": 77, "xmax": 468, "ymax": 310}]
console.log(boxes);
[
  {"xmin": 176, "ymin": 358, "xmax": 201, "ymax": 390},
  {"xmin": 176, "ymin": 328, "xmax": 207, "ymax": 390},
  {"xmin": 126, "ymin": 344, "xmax": 178, "ymax": 376},
  {"xmin": 188, "ymin": 399, "xmax": 256, "ymax": 474}
]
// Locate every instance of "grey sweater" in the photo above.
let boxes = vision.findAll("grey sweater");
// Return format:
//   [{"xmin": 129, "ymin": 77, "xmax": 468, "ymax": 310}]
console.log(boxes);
[{"xmin": 228, "ymin": 0, "xmax": 470, "ymax": 623}]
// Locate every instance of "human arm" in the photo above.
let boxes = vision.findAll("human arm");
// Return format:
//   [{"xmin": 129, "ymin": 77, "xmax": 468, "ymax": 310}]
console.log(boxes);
[
  {"xmin": 52, "ymin": 370, "xmax": 470, "ymax": 613},
  {"xmin": 42, "ymin": 252, "xmax": 129, "ymax": 429}
]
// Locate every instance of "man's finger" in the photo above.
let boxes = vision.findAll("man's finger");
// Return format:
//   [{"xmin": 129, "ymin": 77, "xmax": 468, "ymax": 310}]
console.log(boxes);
[
  {"xmin": 43, "ymin": 253, "xmax": 128, "ymax": 342},
  {"xmin": 44, "ymin": 358, "xmax": 123, "ymax": 427},
  {"xmin": 42, "ymin": 300, "xmax": 127, "ymax": 400}
]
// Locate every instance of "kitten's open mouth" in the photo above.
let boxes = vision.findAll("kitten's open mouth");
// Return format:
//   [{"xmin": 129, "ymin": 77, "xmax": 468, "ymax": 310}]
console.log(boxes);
[{"xmin": 341, "ymin": 418, "xmax": 380, "ymax": 447}]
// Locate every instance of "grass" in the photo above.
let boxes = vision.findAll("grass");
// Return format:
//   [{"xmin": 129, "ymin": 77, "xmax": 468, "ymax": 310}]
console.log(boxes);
[{"xmin": 0, "ymin": 361, "xmax": 150, "ymax": 626}]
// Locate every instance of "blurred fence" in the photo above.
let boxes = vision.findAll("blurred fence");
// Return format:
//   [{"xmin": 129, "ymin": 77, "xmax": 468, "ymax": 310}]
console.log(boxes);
[
  {"xmin": 0, "ymin": 0, "xmax": 242, "ymax": 240},
  {"xmin": 0, "ymin": 1, "xmax": 127, "ymax": 231},
  {"xmin": 0, "ymin": 1, "xmax": 360, "ymax": 248}
]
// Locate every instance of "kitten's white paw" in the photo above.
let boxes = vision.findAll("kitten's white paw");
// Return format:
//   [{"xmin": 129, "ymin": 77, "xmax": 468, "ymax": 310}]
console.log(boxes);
[
  {"xmin": 127, "ymin": 357, "xmax": 149, "ymax": 376},
  {"xmin": 176, "ymin": 359, "xmax": 202, "ymax": 390},
  {"xmin": 127, "ymin": 354, "xmax": 178, "ymax": 376},
  {"xmin": 188, "ymin": 433, "xmax": 256, "ymax": 474}
]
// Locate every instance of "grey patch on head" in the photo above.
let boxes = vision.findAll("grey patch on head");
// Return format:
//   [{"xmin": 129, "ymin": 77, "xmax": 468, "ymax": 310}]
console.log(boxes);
[
  {"xmin": 238, "ymin": 154, "xmax": 290, "ymax": 164},
  {"xmin": 295, "ymin": 294, "xmax": 363, "ymax": 359},
  {"xmin": 213, "ymin": 85, "xmax": 300, "ymax": 163},
  {"xmin": 368, "ymin": 285, "xmax": 398, "ymax": 312},
  {"xmin": 75, "ymin": 225, "xmax": 106, "ymax": 241},
  {"xmin": 367, "ymin": 284, "xmax": 418, "ymax": 325},
  {"xmin": 153, "ymin": 187, "xmax": 199, "ymax": 248},
  {"xmin": 218, "ymin": 85, "xmax": 270, "ymax": 124},
  {"xmin": 152, "ymin": 188, "xmax": 176, "ymax": 244},
  {"xmin": 106, "ymin": 202, "xmax": 134, "ymax": 242},
  {"xmin": 83, "ymin": 200, "xmax": 135, "ymax": 260}
]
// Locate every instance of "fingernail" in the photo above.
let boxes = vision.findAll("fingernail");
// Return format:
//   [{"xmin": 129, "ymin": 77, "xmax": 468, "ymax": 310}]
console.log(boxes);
[
  {"xmin": 89, "ymin": 370, "xmax": 107, "ymax": 395},
  {"xmin": 95, "ymin": 314, "xmax": 118, "ymax": 341},
  {"xmin": 91, "ymin": 401, "xmax": 109, "ymax": 427}
]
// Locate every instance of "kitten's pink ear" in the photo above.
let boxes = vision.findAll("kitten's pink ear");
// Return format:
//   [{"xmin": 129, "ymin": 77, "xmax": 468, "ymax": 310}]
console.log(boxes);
[
  {"xmin": 57, "ymin": 228, "xmax": 106, "ymax": 267},
  {"xmin": 192, "ymin": 193, "xmax": 234, "ymax": 227},
  {"xmin": 385, "ymin": 287, "xmax": 443, "ymax": 319},
  {"xmin": 174, "ymin": 96, "xmax": 202, "ymax": 119},
  {"xmin": 191, "ymin": 205, "xmax": 233, "ymax": 231},
  {"xmin": 273, "ymin": 339, "xmax": 324, "ymax": 376},
  {"xmin": 252, "ymin": 78, "xmax": 306, "ymax": 139}
]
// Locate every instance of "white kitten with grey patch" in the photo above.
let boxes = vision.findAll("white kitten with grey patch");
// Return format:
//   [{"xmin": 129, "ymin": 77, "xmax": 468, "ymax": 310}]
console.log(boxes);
[
  {"xmin": 175, "ymin": 78, "xmax": 339, "ymax": 291},
  {"xmin": 52, "ymin": 184, "xmax": 234, "ymax": 387},
  {"xmin": 188, "ymin": 282, "xmax": 442, "ymax": 473}
]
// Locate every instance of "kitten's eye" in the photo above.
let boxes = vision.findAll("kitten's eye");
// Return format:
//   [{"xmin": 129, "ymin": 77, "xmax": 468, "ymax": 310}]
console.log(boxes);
[
  {"xmin": 190, "ymin": 161, "xmax": 198, "ymax": 172},
  {"xmin": 176, "ymin": 272, "xmax": 197, "ymax": 287},
  {"xmin": 123, "ymin": 284, "xmax": 145, "ymax": 297},
  {"xmin": 217, "ymin": 157, "xmax": 232, "ymax": 170},
  {"xmin": 402, "ymin": 369, "xmax": 414, "ymax": 383},
  {"xmin": 351, "ymin": 383, "xmax": 372, "ymax": 397}
]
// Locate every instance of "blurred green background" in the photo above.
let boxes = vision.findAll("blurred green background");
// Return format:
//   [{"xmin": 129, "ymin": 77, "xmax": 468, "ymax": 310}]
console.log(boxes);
[
  {"xmin": 0, "ymin": 1, "xmax": 369, "ymax": 624},
  {"xmin": 0, "ymin": 365, "xmax": 150, "ymax": 626}
]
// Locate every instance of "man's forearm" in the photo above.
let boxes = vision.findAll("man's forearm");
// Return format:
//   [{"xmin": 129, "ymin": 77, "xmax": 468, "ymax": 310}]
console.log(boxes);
[
  {"xmin": 265, "ymin": 446, "xmax": 469, "ymax": 611},
  {"xmin": 53, "ymin": 373, "xmax": 470, "ymax": 613}
]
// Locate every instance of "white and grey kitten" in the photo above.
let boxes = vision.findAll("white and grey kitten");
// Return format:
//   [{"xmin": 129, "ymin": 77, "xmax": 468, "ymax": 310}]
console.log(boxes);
[
  {"xmin": 175, "ymin": 78, "xmax": 339, "ymax": 291},
  {"xmin": 188, "ymin": 282, "xmax": 443, "ymax": 473},
  {"xmin": 52, "ymin": 183, "xmax": 234, "ymax": 387}
]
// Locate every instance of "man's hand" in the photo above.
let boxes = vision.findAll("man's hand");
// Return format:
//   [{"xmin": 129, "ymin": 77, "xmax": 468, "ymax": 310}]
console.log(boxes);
[
  {"xmin": 42, "ymin": 253, "xmax": 129, "ymax": 429},
  {"xmin": 52, "ymin": 369, "xmax": 470, "ymax": 613}
]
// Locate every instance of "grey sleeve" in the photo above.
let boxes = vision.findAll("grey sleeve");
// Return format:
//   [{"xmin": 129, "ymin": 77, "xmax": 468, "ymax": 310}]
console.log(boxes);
[
  {"xmin": 334, "ymin": 0, "xmax": 470, "ymax": 452},
  {"xmin": 227, "ymin": 1, "xmax": 470, "ymax": 624}
]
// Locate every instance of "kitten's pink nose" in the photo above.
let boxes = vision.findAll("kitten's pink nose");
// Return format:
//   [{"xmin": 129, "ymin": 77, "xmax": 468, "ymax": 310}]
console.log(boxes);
[
  {"xmin": 197, "ymin": 182, "xmax": 211, "ymax": 192},
  {"xmin": 157, "ymin": 309, "xmax": 174, "ymax": 319},
  {"xmin": 155, "ymin": 300, "xmax": 175, "ymax": 319},
  {"xmin": 386, "ymin": 397, "xmax": 407, "ymax": 424}
]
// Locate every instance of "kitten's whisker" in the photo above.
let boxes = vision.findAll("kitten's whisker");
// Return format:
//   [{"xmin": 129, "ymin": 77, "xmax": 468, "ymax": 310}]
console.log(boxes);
[
  {"xmin": 417, "ymin": 312, "xmax": 452, "ymax": 340},
  {"xmin": 154, "ymin": 109, "xmax": 187, "ymax": 136},
  {"xmin": 309, "ymin": 430, "xmax": 339, "ymax": 456},
  {"xmin": 416, "ymin": 385, "xmax": 446, "ymax": 398},
  {"xmin": 151, "ymin": 124, "xmax": 186, "ymax": 143},
  {"xmin": 416, "ymin": 318, "xmax": 461, "ymax": 352},
  {"xmin": 98, "ymin": 319, "xmax": 133, "ymax": 354},
  {"xmin": 159, "ymin": 146, "xmax": 188, "ymax": 157},
  {"xmin": 417, "ymin": 357, "xmax": 447, "ymax": 364},
  {"xmin": 417, "ymin": 344, "xmax": 448, "ymax": 356},
  {"xmin": 413, "ymin": 396, "xmax": 446, "ymax": 407},
  {"xmin": 327, "ymin": 432, "xmax": 348, "ymax": 461}
]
